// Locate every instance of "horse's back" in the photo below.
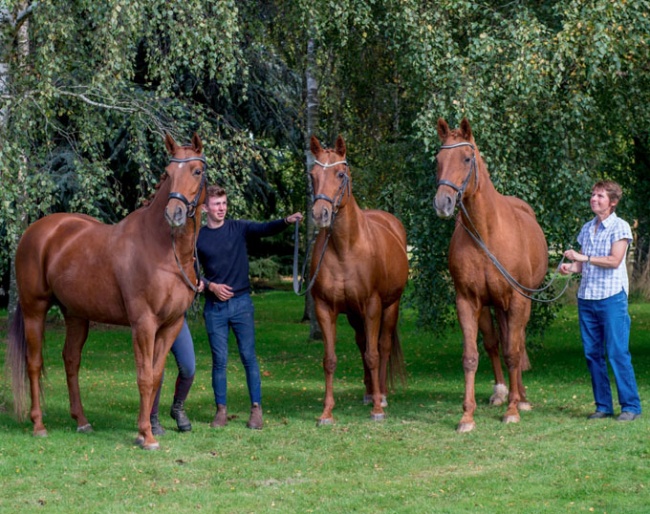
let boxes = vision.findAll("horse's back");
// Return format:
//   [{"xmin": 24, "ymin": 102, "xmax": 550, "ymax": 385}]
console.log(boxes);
[
  {"xmin": 365, "ymin": 209, "xmax": 407, "ymax": 248},
  {"xmin": 16, "ymin": 213, "xmax": 129, "ymax": 321}
]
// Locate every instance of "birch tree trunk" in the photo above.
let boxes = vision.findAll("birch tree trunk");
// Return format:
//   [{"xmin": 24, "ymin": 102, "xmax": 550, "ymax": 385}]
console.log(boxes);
[
  {"xmin": 2, "ymin": 2, "xmax": 32, "ymax": 320},
  {"xmin": 303, "ymin": 35, "xmax": 322, "ymax": 340}
]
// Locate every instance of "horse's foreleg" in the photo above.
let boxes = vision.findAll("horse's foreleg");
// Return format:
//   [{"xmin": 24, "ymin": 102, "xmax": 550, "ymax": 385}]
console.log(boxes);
[
  {"xmin": 457, "ymin": 299, "xmax": 481, "ymax": 433},
  {"xmin": 63, "ymin": 316, "xmax": 92, "ymax": 433},
  {"xmin": 315, "ymin": 302, "xmax": 337, "ymax": 425},
  {"xmin": 479, "ymin": 307, "xmax": 507, "ymax": 406},
  {"xmin": 132, "ymin": 323, "xmax": 160, "ymax": 450}
]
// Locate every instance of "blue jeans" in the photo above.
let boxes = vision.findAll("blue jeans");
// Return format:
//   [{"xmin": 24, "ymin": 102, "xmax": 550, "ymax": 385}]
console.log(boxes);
[
  {"xmin": 578, "ymin": 290, "xmax": 641, "ymax": 415},
  {"xmin": 203, "ymin": 294, "xmax": 261, "ymax": 406},
  {"xmin": 151, "ymin": 318, "xmax": 196, "ymax": 415}
]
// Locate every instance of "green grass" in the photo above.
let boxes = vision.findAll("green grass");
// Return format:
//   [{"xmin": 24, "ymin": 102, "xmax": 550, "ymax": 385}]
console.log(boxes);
[{"xmin": 1, "ymin": 292, "xmax": 649, "ymax": 513}]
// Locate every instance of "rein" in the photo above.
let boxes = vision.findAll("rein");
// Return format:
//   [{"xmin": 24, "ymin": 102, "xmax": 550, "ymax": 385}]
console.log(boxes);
[
  {"xmin": 438, "ymin": 143, "xmax": 570, "ymax": 303},
  {"xmin": 168, "ymin": 155, "xmax": 207, "ymax": 295},
  {"xmin": 292, "ymin": 158, "xmax": 349, "ymax": 296}
]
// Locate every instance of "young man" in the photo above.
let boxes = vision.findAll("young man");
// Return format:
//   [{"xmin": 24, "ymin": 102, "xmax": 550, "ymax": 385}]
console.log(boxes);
[
  {"xmin": 197, "ymin": 185, "xmax": 302, "ymax": 429},
  {"xmin": 559, "ymin": 180, "xmax": 641, "ymax": 421}
]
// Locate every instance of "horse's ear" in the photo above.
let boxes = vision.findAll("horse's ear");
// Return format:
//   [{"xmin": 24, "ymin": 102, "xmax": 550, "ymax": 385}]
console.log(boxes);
[
  {"xmin": 191, "ymin": 133, "xmax": 203, "ymax": 154},
  {"xmin": 164, "ymin": 133, "xmax": 177, "ymax": 155},
  {"xmin": 460, "ymin": 118, "xmax": 473, "ymax": 141},
  {"xmin": 310, "ymin": 135, "xmax": 323, "ymax": 156},
  {"xmin": 334, "ymin": 135, "xmax": 346, "ymax": 158},
  {"xmin": 437, "ymin": 118, "xmax": 450, "ymax": 142}
]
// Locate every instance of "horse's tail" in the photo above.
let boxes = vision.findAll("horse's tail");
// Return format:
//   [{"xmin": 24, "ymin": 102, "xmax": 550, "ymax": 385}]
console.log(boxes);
[
  {"xmin": 7, "ymin": 302, "xmax": 29, "ymax": 421},
  {"xmin": 388, "ymin": 330, "xmax": 407, "ymax": 390}
]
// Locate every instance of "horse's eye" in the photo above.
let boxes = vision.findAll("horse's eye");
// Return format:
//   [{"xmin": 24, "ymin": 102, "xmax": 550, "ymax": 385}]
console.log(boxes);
[
  {"xmin": 193, "ymin": 167, "xmax": 202, "ymax": 176},
  {"xmin": 465, "ymin": 157, "xmax": 471, "ymax": 163},
  {"xmin": 338, "ymin": 172, "xmax": 345, "ymax": 179}
]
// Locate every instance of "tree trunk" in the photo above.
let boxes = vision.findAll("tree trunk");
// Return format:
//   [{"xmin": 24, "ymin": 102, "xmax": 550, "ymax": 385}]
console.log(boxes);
[
  {"xmin": 3, "ymin": 3, "xmax": 32, "ymax": 321},
  {"xmin": 632, "ymin": 134, "xmax": 650, "ymax": 294},
  {"xmin": 303, "ymin": 35, "xmax": 322, "ymax": 340}
]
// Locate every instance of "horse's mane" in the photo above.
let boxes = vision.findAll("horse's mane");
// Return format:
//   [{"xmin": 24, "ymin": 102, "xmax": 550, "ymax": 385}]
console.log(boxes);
[{"xmin": 141, "ymin": 172, "xmax": 169, "ymax": 208}]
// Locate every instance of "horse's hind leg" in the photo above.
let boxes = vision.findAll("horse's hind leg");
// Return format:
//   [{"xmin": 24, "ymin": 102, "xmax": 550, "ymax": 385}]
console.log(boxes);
[
  {"xmin": 377, "ymin": 302, "xmax": 401, "ymax": 408},
  {"xmin": 22, "ymin": 308, "xmax": 48, "ymax": 437},
  {"xmin": 479, "ymin": 307, "xmax": 508, "ymax": 406},
  {"xmin": 63, "ymin": 316, "xmax": 92, "ymax": 432},
  {"xmin": 348, "ymin": 314, "xmax": 377, "ymax": 406},
  {"xmin": 363, "ymin": 295, "xmax": 385, "ymax": 421}
]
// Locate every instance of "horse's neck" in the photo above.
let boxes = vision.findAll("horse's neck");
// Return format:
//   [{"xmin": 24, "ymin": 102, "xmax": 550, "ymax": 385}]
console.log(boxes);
[
  {"xmin": 329, "ymin": 197, "xmax": 366, "ymax": 251},
  {"xmin": 460, "ymin": 165, "xmax": 500, "ymax": 228},
  {"xmin": 133, "ymin": 182, "xmax": 195, "ymax": 254}
]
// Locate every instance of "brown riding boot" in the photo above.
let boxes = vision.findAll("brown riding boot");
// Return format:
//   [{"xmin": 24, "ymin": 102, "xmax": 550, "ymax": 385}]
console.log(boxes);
[
  {"xmin": 246, "ymin": 403, "xmax": 263, "ymax": 430},
  {"xmin": 210, "ymin": 404, "xmax": 228, "ymax": 427}
]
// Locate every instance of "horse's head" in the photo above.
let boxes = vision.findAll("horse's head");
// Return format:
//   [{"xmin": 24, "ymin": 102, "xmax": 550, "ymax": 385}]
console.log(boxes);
[
  {"xmin": 309, "ymin": 135, "xmax": 351, "ymax": 229},
  {"xmin": 433, "ymin": 118, "xmax": 478, "ymax": 219},
  {"xmin": 164, "ymin": 133, "xmax": 207, "ymax": 228}
]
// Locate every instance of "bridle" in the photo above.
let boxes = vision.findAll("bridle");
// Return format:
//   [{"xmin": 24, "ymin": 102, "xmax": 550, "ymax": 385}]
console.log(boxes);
[
  {"xmin": 312, "ymin": 158, "xmax": 351, "ymax": 209},
  {"xmin": 168, "ymin": 155, "xmax": 207, "ymax": 218},
  {"xmin": 167, "ymin": 154, "xmax": 207, "ymax": 295},
  {"xmin": 436, "ymin": 141, "xmax": 570, "ymax": 303},
  {"xmin": 436, "ymin": 142, "xmax": 479, "ymax": 197},
  {"xmin": 292, "ymin": 157, "xmax": 350, "ymax": 296}
]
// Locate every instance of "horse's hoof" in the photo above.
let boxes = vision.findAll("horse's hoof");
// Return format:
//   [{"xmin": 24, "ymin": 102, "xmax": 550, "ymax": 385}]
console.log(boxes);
[
  {"xmin": 370, "ymin": 413, "xmax": 385, "ymax": 422},
  {"xmin": 317, "ymin": 417, "xmax": 334, "ymax": 426},
  {"xmin": 489, "ymin": 384, "xmax": 508, "ymax": 406},
  {"xmin": 363, "ymin": 394, "xmax": 388, "ymax": 407},
  {"xmin": 33, "ymin": 429, "xmax": 48, "ymax": 438},
  {"xmin": 77, "ymin": 423, "xmax": 93, "ymax": 433},
  {"xmin": 134, "ymin": 435, "xmax": 160, "ymax": 450},
  {"xmin": 503, "ymin": 414, "xmax": 520, "ymax": 424},
  {"xmin": 518, "ymin": 402, "xmax": 532, "ymax": 411},
  {"xmin": 457, "ymin": 422, "xmax": 476, "ymax": 433}
]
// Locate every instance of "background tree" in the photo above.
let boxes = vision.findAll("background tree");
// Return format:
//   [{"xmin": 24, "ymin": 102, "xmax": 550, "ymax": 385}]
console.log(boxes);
[{"xmin": 2, "ymin": 0, "xmax": 650, "ymax": 333}]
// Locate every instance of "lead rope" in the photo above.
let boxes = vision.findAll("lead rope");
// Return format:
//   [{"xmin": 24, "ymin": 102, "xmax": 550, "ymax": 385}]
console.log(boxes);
[
  {"xmin": 292, "ymin": 169, "xmax": 349, "ymax": 296},
  {"xmin": 457, "ymin": 200, "xmax": 572, "ymax": 303}
]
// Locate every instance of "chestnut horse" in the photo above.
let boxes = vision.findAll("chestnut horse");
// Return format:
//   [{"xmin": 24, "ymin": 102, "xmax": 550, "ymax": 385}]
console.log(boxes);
[
  {"xmin": 7, "ymin": 133, "xmax": 206, "ymax": 449},
  {"xmin": 309, "ymin": 135, "xmax": 409, "ymax": 424},
  {"xmin": 433, "ymin": 118, "xmax": 547, "ymax": 432}
]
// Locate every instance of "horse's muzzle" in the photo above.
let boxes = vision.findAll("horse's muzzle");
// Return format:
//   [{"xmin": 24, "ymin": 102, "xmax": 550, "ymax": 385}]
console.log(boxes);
[
  {"xmin": 312, "ymin": 203, "xmax": 332, "ymax": 229},
  {"xmin": 165, "ymin": 203, "xmax": 188, "ymax": 228},
  {"xmin": 433, "ymin": 191, "xmax": 456, "ymax": 219}
]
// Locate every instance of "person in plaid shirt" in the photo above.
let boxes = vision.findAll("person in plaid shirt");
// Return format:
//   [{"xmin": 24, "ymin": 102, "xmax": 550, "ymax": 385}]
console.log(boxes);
[{"xmin": 559, "ymin": 180, "xmax": 641, "ymax": 421}]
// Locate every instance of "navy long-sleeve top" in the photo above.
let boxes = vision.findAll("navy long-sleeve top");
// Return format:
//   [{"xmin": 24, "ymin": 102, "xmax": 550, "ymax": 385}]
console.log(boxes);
[{"xmin": 197, "ymin": 218, "xmax": 288, "ymax": 302}]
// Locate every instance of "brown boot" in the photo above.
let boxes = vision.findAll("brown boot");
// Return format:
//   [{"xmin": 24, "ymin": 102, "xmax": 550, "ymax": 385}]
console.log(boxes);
[
  {"xmin": 246, "ymin": 403, "xmax": 263, "ymax": 430},
  {"xmin": 210, "ymin": 404, "xmax": 227, "ymax": 427}
]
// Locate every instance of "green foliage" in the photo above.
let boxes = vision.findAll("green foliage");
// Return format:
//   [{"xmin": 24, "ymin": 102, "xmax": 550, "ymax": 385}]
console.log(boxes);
[
  {"xmin": 3, "ymin": 0, "xmax": 650, "ymax": 331},
  {"xmin": 248, "ymin": 256, "xmax": 281, "ymax": 281}
]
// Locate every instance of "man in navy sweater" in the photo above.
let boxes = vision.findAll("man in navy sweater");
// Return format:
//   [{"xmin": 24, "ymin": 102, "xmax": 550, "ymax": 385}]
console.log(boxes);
[{"xmin": 197, "ymin": 184, "xmax": 302, "ymax": 429}]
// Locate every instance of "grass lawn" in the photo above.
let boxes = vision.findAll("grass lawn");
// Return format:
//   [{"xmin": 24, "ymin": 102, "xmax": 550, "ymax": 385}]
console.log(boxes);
[{"xmin": 1, "ymin": 291, "xmax": 649, "ymax": 513}]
